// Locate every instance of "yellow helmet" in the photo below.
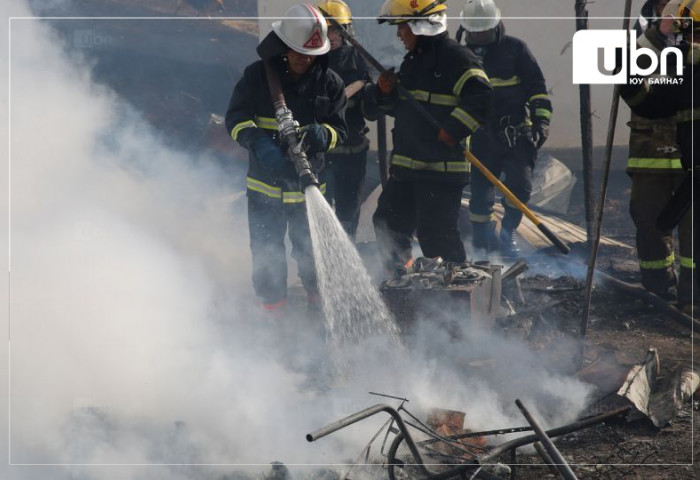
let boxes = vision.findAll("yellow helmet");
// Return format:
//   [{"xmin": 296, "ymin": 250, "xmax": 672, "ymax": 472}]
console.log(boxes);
[
  {"xmin": 663, "ymin": 0, "xmax": 700, "ymax": 34},
  {"xmin": 677, "ymin": 0, "xmax": 700, "ymax": 33},
  {"xmin": 317, "ymin": 0, "xmax": 352, "ymax": 26},
  {"xmin": 378, "ymin": 0, "xmax": 448, "ymax": 25}
]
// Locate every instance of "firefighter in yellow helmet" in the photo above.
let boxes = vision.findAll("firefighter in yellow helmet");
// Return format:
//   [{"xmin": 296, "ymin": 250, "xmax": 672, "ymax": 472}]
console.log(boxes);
[
  {"xmin": 371, "ymin": 0, "xmax": 492, "ymax": 275},
  {"xmin": 317, "ymin": 0, "xmax": 376, "ymax": 240},
  {"xmin": 624, "ymin": 0, "xmax": 687, "ymax": 305},
  {"xmin": 621, "ymin": 0, "xmax": 699, "ymax": 315}
]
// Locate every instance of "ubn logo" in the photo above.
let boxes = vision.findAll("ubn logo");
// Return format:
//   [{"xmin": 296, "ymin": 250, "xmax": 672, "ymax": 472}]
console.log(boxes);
[{"xmin": 572, "ymin": 30, "xmax": 683, "ymax": 84}]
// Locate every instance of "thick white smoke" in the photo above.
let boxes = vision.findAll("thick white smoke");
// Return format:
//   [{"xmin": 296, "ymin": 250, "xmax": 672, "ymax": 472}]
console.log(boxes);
[{"xmin": 2, "ymin": 2, "xmax": 594, "ymax": 479}]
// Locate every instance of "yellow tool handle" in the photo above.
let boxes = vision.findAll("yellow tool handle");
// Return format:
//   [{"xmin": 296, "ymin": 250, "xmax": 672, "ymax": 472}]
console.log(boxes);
[
  {"xmin": 464, "ymin": 149, "xmax": 539, "ymax": 225},
  {"xmin": 464, "ymin": 149, "xmax": 571, "ymax": 255}
]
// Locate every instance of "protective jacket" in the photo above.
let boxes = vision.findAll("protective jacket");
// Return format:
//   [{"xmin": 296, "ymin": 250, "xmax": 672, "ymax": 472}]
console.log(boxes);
[
  {"xmin": 375, "ymin": 32, "xmax": 492, "ymax": 183},
  {"xmin": 461, "ymin": 23, "xmax": 552, "ymax": 151},
  {"xmin": 225, "ymin": 35, "xmax": 347, "ymax": 203},
  {"xmin": 627, "ymin": 3, "xmax": 683, "ymax": 174},
  {"xmin": 622, "ymin": 33, "xmax": 699, "ymax": 172},
  {"xmin": 328, "ymin": 44, "xmax": 374, "ymax": 151}
]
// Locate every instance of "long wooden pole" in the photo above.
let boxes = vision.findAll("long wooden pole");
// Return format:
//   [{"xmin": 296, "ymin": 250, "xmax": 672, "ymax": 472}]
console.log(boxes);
[
  {"xmin": 580, "ymin": 0, "xmax": 634, "ymax": 340},
  {"xmin": 575, "ymin": 0, "xmax": 594, "ymax": 244}
]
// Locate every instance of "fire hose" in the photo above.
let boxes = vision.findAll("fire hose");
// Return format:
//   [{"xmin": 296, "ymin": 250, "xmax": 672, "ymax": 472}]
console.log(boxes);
[
  {"xmin": 319, "ymin": 10, "xmax": 570, "ymax": 255},
  {"xmin": 262, "ymin": 60, "xmax": 319, "ymax": 191}
]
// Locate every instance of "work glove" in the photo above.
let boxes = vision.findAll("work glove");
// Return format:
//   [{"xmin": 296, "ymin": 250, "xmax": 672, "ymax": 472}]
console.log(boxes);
[
  {"xmin": 248, "ymin": 134, "xmax": 287, "ymax": 171},
  {"xmin": 300, "ymin": 124, "xmax": 328, "ymax": 155},
  {"xmin": 377, "ymin": 68, "xmax": 398, "ymax": 96},
  {"xmin": 531, "ymin": 121, "xmax": 549, "ymax": 149},
  {"xmin": 438, "ymin": 128, "xmax": 457, "ymax": 148}
]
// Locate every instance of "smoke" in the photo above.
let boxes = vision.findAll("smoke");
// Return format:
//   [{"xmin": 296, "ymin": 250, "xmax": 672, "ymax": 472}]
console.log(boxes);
[{"xmin": 3, "ymin": 2, "xmax": 595, "ymax": 479}]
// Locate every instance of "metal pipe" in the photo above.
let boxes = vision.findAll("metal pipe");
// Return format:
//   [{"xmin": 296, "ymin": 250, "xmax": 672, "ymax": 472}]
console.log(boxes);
[
  {"xmin": 515, "ymin": 399, "xmax": 577, "ymax": 480},
  {"xmin": 483, "ymin": 406, "xmax": 629, "ymax": 461},
  {"xmin": 307, "ymin": 404, "xmax": 501, "ymax": 480},
  {"xmin": 594, "ymin": 269, "xmax": 700, "ymax": 329},
  {"xmin": 306, "ymin": 403, "xmax": 432, "ymax": 477},
  {"xmin": 534, "ymin": 442, "xmax": 562, "ymax": 478}
]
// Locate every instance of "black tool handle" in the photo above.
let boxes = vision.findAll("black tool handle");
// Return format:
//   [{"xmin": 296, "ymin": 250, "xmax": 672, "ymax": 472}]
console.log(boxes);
[{"xmin": 538, "ymin": 223, "xmax": 570, "ymax": 254}]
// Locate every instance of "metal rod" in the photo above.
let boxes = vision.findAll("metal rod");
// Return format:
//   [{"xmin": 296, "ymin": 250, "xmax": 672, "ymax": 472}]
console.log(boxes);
[
  {"xmin": 580, "ymin": 0, "xmax": 634, "ymax": 341},
  {"xmin": 594, "ymin": 269, "xmax": 700, "ymax": 329},
  {"xmin": 514, "ymin": 399, "xmax": 578, "ymax": 480},
  {"xmin": 482, "ymin": 406, "xmax": 629, "ymax": 461},
  {"xmin": 308, "ymin": 404, "xmax": 500, "ymax": 480},
  {"xmin": 368, "ymin": 391, "xmax": 409, "ymax": 402},
  {"xmin": 306, "ymin": 404, "xmax": 433, "ymax": 477},
  {"xmin": 534, "ymin": 442, "xmax": 563, "ymax": 478},
  {"xmin": 420, "ymin": 425, "xmax": 533, "ymax": 445}
]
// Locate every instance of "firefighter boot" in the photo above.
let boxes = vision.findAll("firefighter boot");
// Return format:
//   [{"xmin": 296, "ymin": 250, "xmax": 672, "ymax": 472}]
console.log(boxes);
[
  {"xmin": 472, "ymin": 222, "xmax": 499, "ymax": 252},
  {"xmin": 259, "ymin": 298, "xmax": 288, "ymax": 321},
  {"xmin": 499, "ymin": 228, "xmax": 520, "ymax": 257}
]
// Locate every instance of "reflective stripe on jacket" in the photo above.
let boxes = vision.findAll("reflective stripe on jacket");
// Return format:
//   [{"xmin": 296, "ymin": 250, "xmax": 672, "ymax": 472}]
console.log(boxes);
[
  {"xmin": 376, "ymin": 32, "xmax": 492, "ymax": 183},
  {"xmin": 225, "ymin": 56, "xmax": 347, "ymax": 195},
  {"xmin": 465, "ymin": 23, "xmax": 552, "ymax": 138},
  {"xmin": 627, "ymin": 112, "xmax": 683, "ymax": 173},
  {"xmin": 621, "ymin": 31, "xmax": 698, "ymax": 172},
  {"xmin": 246, "ymin": 177, "xmax": 327, "ymax": 203}
]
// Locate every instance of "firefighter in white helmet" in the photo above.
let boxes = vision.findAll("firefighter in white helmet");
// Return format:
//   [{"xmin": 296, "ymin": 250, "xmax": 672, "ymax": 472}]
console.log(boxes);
[
  {"xmin": 457, "ymin": 0, "xmax": 552, "ymax": 257},
  {"xmin": 225, "ymin": 4, "xmax": 347, "ymax": 313},
  {"xmin": 317, "ymin": 0, "xmax": 376, "ymax": 240},
  {"xmin": 371, "ymin": 0, "xmax": 492, "ymax": 276}
]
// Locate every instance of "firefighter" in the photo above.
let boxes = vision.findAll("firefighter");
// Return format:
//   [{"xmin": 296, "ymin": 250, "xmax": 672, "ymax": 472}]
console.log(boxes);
[
  {"xmin": 621, "ymin": 0, "xmax": 699, "ymax": 314},
  {"xmin": 225, "ymin": 4, "xmax": 347, "ymax": 312},
  {"xmin": 623, "ymin": 0, "xmax": 692, "ymax": 306},
  {"xmin": 457, "ymin": 0, "xmax": 552, "ymax": 256},
  {"xmin": 317, "ymin": 0, "xmax": 375, "ymax": 240},
  {"xmin": 370, "ymin": 0, "xmax": 492, "ymax": 276}
]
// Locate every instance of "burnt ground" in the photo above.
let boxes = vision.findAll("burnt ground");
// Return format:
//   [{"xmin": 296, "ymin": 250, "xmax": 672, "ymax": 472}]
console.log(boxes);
[
  {"xmin": 28, "ymin": 0, "xmax": 698, "ymax": 477},
  {"xmin": 484, "ymin": 145, "xmax": 699, "ymax": 478},
  {"xmin": 491, "ymin": 267, "xmax": 698, "ymax": 479}
]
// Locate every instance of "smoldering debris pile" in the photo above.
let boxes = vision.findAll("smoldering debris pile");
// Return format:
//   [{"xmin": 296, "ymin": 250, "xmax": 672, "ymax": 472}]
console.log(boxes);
[{"xmin": 379, "ymin": 257, "xmax": 502, "ymax": 339}]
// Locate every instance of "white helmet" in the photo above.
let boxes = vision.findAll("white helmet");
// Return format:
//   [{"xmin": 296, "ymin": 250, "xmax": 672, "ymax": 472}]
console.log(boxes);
[
  {"xmin": 272, "ymin": 4, "xmax": 330, "ymax": 55},
  {"xmin": 460, "ymin": 0, "xmax": 501, "ymax": 33}
]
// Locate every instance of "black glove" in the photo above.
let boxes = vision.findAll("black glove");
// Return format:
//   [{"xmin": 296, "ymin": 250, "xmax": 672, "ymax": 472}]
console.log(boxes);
[
  {"xmin": 531, "ymin": 122, "xmax": 549, "ymax": 149},
  {"xmin": 248, "ymin": 134, "xmax": 286, "ymax": 171},
  {"xmin": 300, "ymin": 124, "xmax": 328, "ymax": 155}
]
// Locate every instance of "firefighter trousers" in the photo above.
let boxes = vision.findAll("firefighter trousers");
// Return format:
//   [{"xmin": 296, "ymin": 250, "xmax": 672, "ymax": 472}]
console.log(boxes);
[
  {"xmin": 373, "ymin": 178, "xmax": 466, "ymax": 272},
  {"xmin": 324, "ymin": 146, "xmax": 368, "ymax": 239},
  {"xmin": 468, "ymin": 136, "xmax": 536, "ymax": 232},
  {"xmin": 629, "ymin": 172, "xmax": 695, "ymax": 305},
  {"xmin": 247, "ymin": 191, "xmax": 317, "ymax": 305}
]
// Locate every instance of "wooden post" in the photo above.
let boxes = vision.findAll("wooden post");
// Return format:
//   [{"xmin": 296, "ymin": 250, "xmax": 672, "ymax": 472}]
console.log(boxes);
[
  {"xmin": 580, "ymin": 0, "xmax": 634, "ymax": 345},
  {"xmin": 575, "ymin": 0, "xmax": 594, "ymax": 245}
]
